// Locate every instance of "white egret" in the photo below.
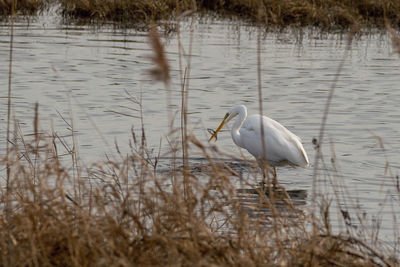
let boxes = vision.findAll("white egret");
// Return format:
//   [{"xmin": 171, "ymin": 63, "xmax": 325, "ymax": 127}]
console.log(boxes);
[{"xmin": 208, "ymin": 105, "xmax": 309, "ymax": 187}]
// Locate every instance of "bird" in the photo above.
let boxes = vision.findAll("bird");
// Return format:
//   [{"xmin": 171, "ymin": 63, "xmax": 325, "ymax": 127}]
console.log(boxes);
[{"xmin": 208, "ymin": 104, "xmax": 309, "ymax": 188}]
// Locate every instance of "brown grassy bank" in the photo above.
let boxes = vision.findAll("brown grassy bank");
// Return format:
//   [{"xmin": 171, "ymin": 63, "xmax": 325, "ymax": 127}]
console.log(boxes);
[
  {"xmin": 0, "ymin": 0, "xmax": 47, "ymax": 16},
  {"xmin": 200, "ymin": 0, "xmax": 400, "ymax": 29},
  {"xmin": 2, "ymin": 0, "xmax": 400, "ymax": 30},
  {"xmin": 58, "ymin": 0, "xmax": 400, "ymax": 30}
]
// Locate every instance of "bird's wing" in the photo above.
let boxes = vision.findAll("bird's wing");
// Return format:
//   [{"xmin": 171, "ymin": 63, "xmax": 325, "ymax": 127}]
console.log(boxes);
[{"xmin": 240, "ymin": 115, "xmax": 308, "ymax": 167}]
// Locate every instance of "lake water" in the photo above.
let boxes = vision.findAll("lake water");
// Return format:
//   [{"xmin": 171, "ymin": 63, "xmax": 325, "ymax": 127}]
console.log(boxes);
[{"xmin": 0, "ymin": 15, "xmax": 399, "ymax": 247}]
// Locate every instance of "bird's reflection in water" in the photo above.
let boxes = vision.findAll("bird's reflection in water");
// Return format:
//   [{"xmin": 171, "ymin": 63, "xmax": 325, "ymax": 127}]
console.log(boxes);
[
  {"xmin": 186, "ymin": 159, "xmax": 307, "ymax": 221},
  {"xmin": 235, "ymin": 186, "xmax": 307, "ymax": 220}
]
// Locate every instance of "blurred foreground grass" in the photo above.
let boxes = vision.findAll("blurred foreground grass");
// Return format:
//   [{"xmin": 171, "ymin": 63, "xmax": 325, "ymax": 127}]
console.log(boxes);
[{"xmin": 0, "ymin": 121, "xmax": 397, "ymax": 266}]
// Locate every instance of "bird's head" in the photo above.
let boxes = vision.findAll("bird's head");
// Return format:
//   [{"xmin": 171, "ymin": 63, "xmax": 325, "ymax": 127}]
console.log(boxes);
[{"xmin": 208, "ymin": 110, "xmax": 237, "ymax": 142}]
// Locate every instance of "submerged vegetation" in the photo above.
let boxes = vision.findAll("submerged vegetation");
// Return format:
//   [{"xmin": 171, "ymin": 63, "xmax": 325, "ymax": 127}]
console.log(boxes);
[{"xmin": 2, "ymin": 0, "xmax": 400, "ymax": 30}]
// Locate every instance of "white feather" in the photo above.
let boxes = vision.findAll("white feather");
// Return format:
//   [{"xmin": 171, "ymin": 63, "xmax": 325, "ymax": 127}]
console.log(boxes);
[{"xmin": 226, "ymin": 105, "xmax": 309, "ymax": 167}]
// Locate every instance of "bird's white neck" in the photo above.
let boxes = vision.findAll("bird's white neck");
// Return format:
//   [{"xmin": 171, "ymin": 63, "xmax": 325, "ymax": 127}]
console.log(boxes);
[{"xmin": 230, "ymin": 105, "xmax": 247, "ymax": 148}]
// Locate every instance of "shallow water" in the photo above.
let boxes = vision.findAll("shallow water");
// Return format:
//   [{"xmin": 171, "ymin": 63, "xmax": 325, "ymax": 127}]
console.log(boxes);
[{"xmin": 0, "ymin": 16, "xmax": 399, "ymax": 246}]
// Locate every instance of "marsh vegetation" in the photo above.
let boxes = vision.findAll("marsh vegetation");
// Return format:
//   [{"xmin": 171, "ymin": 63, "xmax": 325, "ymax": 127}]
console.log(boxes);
[
  {"xmin": 1, "ymin": 117, "xmax": 397, "ymax": 266},
  {"xmin": 2, "ymin": 0, "xmax": 400, "ymax": 30}
]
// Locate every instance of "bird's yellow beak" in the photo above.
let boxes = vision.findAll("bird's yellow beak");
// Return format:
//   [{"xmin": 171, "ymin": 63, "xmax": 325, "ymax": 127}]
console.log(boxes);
[{"xmin": 208, "ymin": 113, "xmax": 229, "ymax": 142}]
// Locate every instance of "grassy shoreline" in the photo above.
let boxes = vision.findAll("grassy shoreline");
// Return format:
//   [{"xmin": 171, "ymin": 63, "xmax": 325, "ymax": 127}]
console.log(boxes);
[{"xmin": 2, "ymin": 0, "xmax": 400, "ymax": 30}]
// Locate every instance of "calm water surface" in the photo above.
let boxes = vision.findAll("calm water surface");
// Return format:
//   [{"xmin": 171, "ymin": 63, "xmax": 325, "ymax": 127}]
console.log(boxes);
[{"xmin": 0, "ymin": 16, "xmax": 399, "ymax": 245}]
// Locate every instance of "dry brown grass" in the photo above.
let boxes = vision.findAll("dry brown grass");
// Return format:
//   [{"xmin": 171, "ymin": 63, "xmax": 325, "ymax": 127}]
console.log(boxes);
[
  {"xmin": 54, "ymin": 0, "xmax": 400, "ymax": 30},
  {"xmin": 58, "ymin": 0, "xmax": 186, "ymax": 28},
  {"xmin": 0, "ymin": 0, "xmax": 47, "ymax": 16},
  {"xmin": 2, "ymin": 0, "xmax": 400, "ymax": 30},
  {"xmin": 201, "ymin": 0, "xmax": 400, "ymax": 29},
  {"xmin": 0, "ymin": 123, "xmax": 396, "ymax": 266}
]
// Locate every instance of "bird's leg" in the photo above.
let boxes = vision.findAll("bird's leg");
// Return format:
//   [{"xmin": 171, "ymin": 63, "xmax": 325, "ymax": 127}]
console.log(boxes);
[
  {"xmin": 272, "ymin": 167, "xmax": 277, "ymax": 190},
  {"xmin": 261, "ymin": 167, "xmax": 267, "ymax": 190}
]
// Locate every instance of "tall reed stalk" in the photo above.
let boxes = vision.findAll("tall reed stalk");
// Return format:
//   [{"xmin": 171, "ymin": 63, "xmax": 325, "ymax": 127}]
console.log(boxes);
[
  {"xmin": 5, "ymin": 1, "xmax": 15, "ymax": 265},
  {"xmin": 6, "ymin": 0, "xmax": 14, "ymax": 195},
  {"xmin": 311, "ymin": 29, "xmax": 355, "ymax": 236}
]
